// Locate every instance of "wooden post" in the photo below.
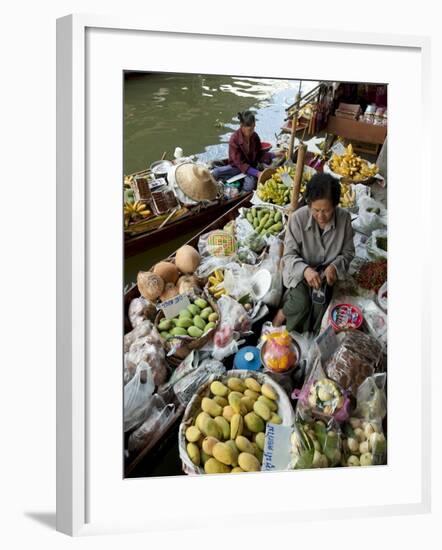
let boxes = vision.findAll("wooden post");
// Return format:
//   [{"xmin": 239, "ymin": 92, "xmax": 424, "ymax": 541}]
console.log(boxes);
[
  {"xmin": 287, "ymin": 92, "xmax": 301, "ymax": 161},
  {"xmin": 290, "ymin": 143, "xmax": 307, "ymax": 211}
]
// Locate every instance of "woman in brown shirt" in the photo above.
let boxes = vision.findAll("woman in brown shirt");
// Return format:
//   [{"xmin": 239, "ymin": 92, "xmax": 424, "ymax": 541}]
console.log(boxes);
[{"xmin": 276, "ymin": 173, "xmax": 355, "ymax": 333}]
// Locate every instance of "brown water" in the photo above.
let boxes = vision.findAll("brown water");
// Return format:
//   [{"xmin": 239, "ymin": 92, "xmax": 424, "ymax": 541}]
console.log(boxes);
[{"xmin": 124, "ymin": 73, "xmax": 318, "ymax": 284}]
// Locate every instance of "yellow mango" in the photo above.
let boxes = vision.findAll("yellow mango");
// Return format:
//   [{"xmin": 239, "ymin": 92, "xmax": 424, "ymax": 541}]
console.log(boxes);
[
  {"xmin": 210, "ymin": 381, "xmax": 229, "ymax": 397},
  {"xmin": 195, "ymin": 411, "xmax": 211, "ymax": 431},
  {"xmin": 201, "ymin": 397, "xmax": 223, "ymax": 418},
  {"xmin": 244, "ymin": 389, "xmax": 260, "ymax": 400},
  {"xmin": 213, "ymin": 395, "xmax": 228, "ymax": 408},
  {"xmin": 240, "ymin": 396, "xmax": 255, "ymax": 412},
  {"xmin": 187, "ymin": 442, "xmax": 201, "ymax": 466},
  {"xmin": 202, "ymin": 436, "xmax": 220, "ymax": 456},
  {"xmin": 212, "ymin": 442, "xmax": 236, "ymax": 466},
  {"xmin": 253, "ymin": 400, "xmax": 271, "ymax": 421},
  {"xmin": 238, "ymin": 452, "xmax": 261, "ymax": 472},
  {"xmin": 261, "ymin": 383, "xmax": 278, "ymax": 401},
  {"xmin": 235, "ymin": 435, "xmax": 255, "ymax": 454},
  {"xmin": 214, "ymin": 416, "xmax": 230, "ymax": 440},
  {"xmin": 257, "ymin": 395, "xmax": 278, "ymax": 412},
  {"xmin": 204, "ymin": 458, "xmax": 231, "ymax": 474},
  {"xmin": 223, "ymin": 406, "xmax": 235, "ymax": 422},
  {"xmin": 244, "ymin": 377, "xmax": 262, "ymax": 393},
  {"xmin": 200, "ymin": 416, "xmax": 222, "ymax": 439},
  {"xmin": 228, "ymin": 391, "xmax": 247, "ymax": 414},
  {"xmin": 269, "ymin": 413, "xmax": 282, "ymax": 425},
  {"xmin": 230, "ymin": 413, "xmax": 244, "ymax": 440},
  {"xmin": 244, "ymin": 412, "xmax": 265, "ymax": 433},
  {"xmin": 227, "ymin": 377, "xmax": 246, "ymax": 392},
  {"xmin": 231, "ymin": 467, "xmax": 245, "ymax": 473},
  {"xmin": 185, "ymin": 426, "xmax": 202, "ymax": 443},
  {"xmin": 255, "ymin": 432, "xmax": 266, "ymax": 451},
  {"xmin": 225, "ymin": 440, "xmax": 239, "ymax": 467}
]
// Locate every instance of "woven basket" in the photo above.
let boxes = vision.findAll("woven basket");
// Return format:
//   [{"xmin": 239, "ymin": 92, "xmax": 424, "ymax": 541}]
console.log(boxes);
[{"xmin": 178, "ymin": 370, "xmax": 296, "ymax": 475}]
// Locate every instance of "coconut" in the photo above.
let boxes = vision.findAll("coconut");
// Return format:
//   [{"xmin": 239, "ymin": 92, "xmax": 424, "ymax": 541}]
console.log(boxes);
[
  {"xmin": 137, "ymin": 271, "xmax": 165, "ymax": 301},
  {"xmin": 177, "ymin": 274, "xmax": 201, "ymax": 294},
  {"xmin": 160, "ymin": 283, "xmax": 179, "ymax": 302},
  {"xmin": 153, "ymin": 261, "xmax": 179, "ymax": 284},
  {"xmin": 175, "ymin": 245, "xmax": 200, "ymax": 274}
]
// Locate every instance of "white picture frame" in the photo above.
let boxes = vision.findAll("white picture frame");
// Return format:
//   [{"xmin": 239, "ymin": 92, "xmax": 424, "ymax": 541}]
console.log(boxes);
[{"xmin": 56, "ymin": 14, "xmax": 432, "ymax": 536}]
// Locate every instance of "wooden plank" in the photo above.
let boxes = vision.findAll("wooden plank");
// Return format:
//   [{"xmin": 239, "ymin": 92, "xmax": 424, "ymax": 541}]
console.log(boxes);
[{"xmin": 326, "ymin": 115, "xmax": 387, "ymax": 145}]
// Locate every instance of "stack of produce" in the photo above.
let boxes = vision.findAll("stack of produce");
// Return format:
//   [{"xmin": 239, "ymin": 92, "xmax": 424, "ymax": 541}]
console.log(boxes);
[
  {"xmin": 124, "ymin": 200, "xmax": 152, "ymax": 227},
  {"xmin": 329, "ymin": 143, "xmax": 378, "ymax": 182},
  {"xmin": 243, "ymin": 207, "xmax": 284, "ymax": 237},
  {"xmin": 207, "ymin": 269, "xmax": 227, "ymax": 299},
  {"xmin": 257, "ymin": 180, "xmax": 291, "ymax": 206},
  {"xmin": 339, "ymin": 181, "xmax": 356, "ymax": 208},
  {"xmin": 342, "ymin": 416, "xmax": 386, "ymax": 466},
  {"xmin": 156, "ymin": 296, "xmax": 219, "ymax": 342},
  {"xmin": 291, "ymin": 419, "xmax": 342, "ymax": 469},
  {"xmin": 183, "ymin": 376, "xmax": 283, "ymax": 474}
]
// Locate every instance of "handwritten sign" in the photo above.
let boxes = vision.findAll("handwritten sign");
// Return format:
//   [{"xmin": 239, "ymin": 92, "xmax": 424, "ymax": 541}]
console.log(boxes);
[
  {"xmin": 331, "ymin": 141, "xmax": 346, "ymax": 156},
  {"xmin": 280, "ymin": 172, "xmax": 293, "ymax": 187},
  {"xmin": 157, "ymin": 294, "xmax": 191, "ymax": 319},
  {"xmin": 261, "ymin": 424, "xmax": 292, "ymax": 472},
  {"xmin": 315, "ymin": 325, "xmax": 339, "ymax": 362}
]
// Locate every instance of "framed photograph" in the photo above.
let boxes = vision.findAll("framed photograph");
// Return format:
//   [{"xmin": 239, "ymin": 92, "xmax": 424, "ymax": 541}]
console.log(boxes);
[{"xmin": 57, "ymin": 14, "xmax": 431, "ymax": 536}]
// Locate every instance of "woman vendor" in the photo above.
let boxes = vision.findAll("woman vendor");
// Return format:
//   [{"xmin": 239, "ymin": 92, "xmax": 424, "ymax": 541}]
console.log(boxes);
[
  {"xmin": 275, "ymin": 173, "xmax": 355, "ymax": 333},
  {"xmin": 212, "ymin": 110, "xmax": 285, "ymax": 191}
]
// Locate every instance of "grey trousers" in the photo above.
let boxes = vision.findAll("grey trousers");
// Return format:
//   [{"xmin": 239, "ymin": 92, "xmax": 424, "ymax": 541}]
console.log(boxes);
[
  {"xmin": 282, "ymin": 280, "xmax": 333, "ymax": 334},
  {"xmin": 212, "ymin": 164, "xmax": 257, "ymax": 192}
]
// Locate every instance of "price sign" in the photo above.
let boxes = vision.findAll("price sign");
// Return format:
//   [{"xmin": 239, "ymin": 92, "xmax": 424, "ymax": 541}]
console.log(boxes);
[
  {"xmin": 261, "ymin": 424, "xmax": 293, "ymax": 472},
  {"xmin": 315, "ymin": 325, "xmax": 339, "ymax": 362},
  {"xmin": 331, "ymin": 141, "xmax": 346, "ymax": 156},
  {"xmin": 157, "ymin": 294, "xmax": 191, "ymax": 319},
  {"xmin": 281, "ymin": 172, "xmax": 293, "ymax": 187}
]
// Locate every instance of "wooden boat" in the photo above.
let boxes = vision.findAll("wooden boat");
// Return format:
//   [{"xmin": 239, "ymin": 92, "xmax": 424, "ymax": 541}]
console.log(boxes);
[{"xmin": 124, "ymin": 193, "xmax": 253, "ymax": 476}]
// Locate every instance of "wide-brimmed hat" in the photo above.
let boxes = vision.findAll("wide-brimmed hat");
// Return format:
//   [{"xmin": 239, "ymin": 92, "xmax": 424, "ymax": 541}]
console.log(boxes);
[{"xmin": 174, "ymin": 163, "xmax": 219, "ymax": 201}]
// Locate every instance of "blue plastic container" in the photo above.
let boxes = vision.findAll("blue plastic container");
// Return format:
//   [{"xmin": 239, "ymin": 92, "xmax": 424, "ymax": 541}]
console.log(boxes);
[{"xmin": 233, "ymin": 346, "xmax": 261, "ymax": 371}]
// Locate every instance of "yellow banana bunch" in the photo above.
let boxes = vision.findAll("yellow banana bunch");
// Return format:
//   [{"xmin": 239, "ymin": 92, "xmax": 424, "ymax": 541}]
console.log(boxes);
[
  {"xmin": 123, "ymin": 200, "xmax": 152, "ymax": 227},
  {"xmin": 340, "ymin": 183, "xmax": 356, "ymax": 208},
  {"xmin": 207, "ymin": 269, "xmax": 228, "ymax": 299},
  {"xmin": 330, "ymin": 144, "xmax": 378, "ymax": 181}
]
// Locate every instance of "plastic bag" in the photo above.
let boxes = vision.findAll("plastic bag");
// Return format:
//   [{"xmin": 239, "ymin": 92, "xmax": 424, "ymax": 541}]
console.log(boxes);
[
  {"xmin": 325, "ymin": 330, "xmax": 383, "ymax": 397},
  {"xmin": 128, "ymin": 400, "xmax": 175, "ymax": 455},
  {"xmin": 354, "ymin": 373, "xmax": 387, "ymax": 421},
  {"xmin": 342, "ymin": 416, "xmax": 386, "ymax": 466},
  {"xmin": 124, "ymin": 319, "xmax": 161, "ymax": 353},
  {"xmin": 125, "ymin": 335, "xmax": 168, "ymax": 387},
  {"xmin": 236, "ymin": 247, "xmax": 259, "ymax": 265},
  {"xmin": 260, "ymin": 323, "xmax": 297, "ymax": 373},
  {"xmin": 259, "ymin": 236, "xmax": 283, "ymax": 307},
  {"xmin": 222, "ymin": 263, "xmax": 255, "ymax": 301},
  {"xmin": 377, "ymin": 281, "xmax": 387, "ymax": 311},
  {"xmin": 198, "ymin": 229, "xmax": 237, "ymax": 258},
  {"xmin": 290, "ymin": 418, "xmax": 343, "ymax": 469},
  {"xmin": 172, "ymin": 358, "xmax": 225, "ymax": 406},
  {"xmin": 123, "ymin": 362, "xmax": 155, "ymax": 432},
  {"xmin": 359, "ymin": 299, "xmax": 387, "ymax": 350},
  {"xmin": 128, "ymin": 296, "xmax": 157, "ymax": 328},
  {"xmin": 293, "ymin": 356, "xmax": 350, "ymax": 423},
  {"xmin": 352, "ymin": 196, "xmax": 387, "ymax": 235},
  {"xmin": 366, "ymin": 229, "xmax": 387, "ymax": 260}
]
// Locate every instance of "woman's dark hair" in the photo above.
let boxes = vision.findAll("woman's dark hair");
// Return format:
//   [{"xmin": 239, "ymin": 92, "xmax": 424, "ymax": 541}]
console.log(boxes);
[
  {"xmin": 304, "ymin": 173, "xmax": 341, "ymax": 207},
  {"xmin": 238, "ymin": 110, "xmax": 256, "ymax": 127}
]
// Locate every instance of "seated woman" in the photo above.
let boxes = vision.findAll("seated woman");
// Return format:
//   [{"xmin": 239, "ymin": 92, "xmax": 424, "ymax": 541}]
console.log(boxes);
[
  {"xmin": 212, "ymin": 110, "xmax": 284, "ymax": 191},
  {"xmin": 275, "ymin": 173, "xmax": 355, "ymax": 334}
]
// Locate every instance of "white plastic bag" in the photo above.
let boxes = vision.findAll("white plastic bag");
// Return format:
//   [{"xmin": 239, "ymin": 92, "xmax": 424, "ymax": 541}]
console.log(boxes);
[
  {"xmin": 366, "ymin": 229, "xmax": 387, "ymax": 260},
  {"xmin": 260, "ymin": 236, "xmax": 283, "ymax": 307},
  {"xmin": 352, "ymin": 196, "xmax": 387, "ymax": 235},
  {"xmin": 123, "ymin": 362, "xmax": 155, "ymax": 432},
  {"xmin": 128, "ymin": 400, "xmax": 175, "ymax": 454}
]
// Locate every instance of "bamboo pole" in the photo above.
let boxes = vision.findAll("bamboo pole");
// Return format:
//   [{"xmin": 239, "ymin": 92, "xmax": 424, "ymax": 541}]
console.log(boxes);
[
  {"xmin": 290, "ymin": 143, "xmax": 307, "ymax": 211},
  {"xmin": 287, "ymin": 92, "xmax": 301, "ymax": 162}
]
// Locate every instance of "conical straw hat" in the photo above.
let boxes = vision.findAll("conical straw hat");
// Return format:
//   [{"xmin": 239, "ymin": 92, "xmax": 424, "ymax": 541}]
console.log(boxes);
[{"xmin": 174, "ymin": 163, "xmax": 219, "ymax": 201}]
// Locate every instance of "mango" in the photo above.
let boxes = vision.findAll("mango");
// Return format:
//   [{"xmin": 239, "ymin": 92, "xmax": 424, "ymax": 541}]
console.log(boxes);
[
  {"xmin": 258, "ymin": 395, "xmax": 278, "ymax": 412},
  {"xmin": 194, "ymin": 298, "xmax": 208, "ymax": 310},
  {"xmin": 261, "ymin": 383, "xmax": 278, "ymax": 401},
  {"xmin": 244, "ymin": 389, "xmax": 260, "ymax": 400},
  {"xmin": 158, "ymin": 319, "xmax": 173, "ymax": 331},
  {"xmin": 269, "ymin": 413, "xmax": 282, "ymax": 425},
  {"xmin": 193, "ymin": 315, "xmax": 206, "ymax": 330},
  {"xmin": 201, "ymin": 397, "xmax": 223, "ymax": 418},
  {"xmin": 240, "ymin": 396, "xmax": 255, "ymax": 413},
  {"xmin": 231, "ymin": 467, "xmax": 244, "ymax": 473},
  {"xmin": 176, "ymin": 318, "xmax": 193, "ymax": 329},
  {"xmin": 230, "ymin": 413, "xmax": 244, "ymax": 439},
  {"xmin": 228, "ymin": 391, "xmax": 247, "ymax": 414},
  {"xmin": 187, "ymin": 442, "xmax": 200, "ymax": 466},
  {"xmin": 208, "ymin": 312, "xmax": 219, "ymax": 323},
  {"xmin": 204, "ymin": 457, "xmax": 231, "ymax": 474},
  {"xmin": 201, "ymin": 449, "xmax": 211, "ymax": 464},
  {"xmin": 253, "ymin": 400, "xmax": 271, "ymax": 421},
  {"xmin": 160, "ymin": 331, "xmax": 171, "ymax": 340},
  {"xmin": 187, "ymin": 304, "xmax": 201, "ymax": 316},
  {"xmin": 255, "ymin": 448, "xmax": 264, "ymax": 463},
  {"xmin": 238, "ymin": 452, "xmax": 261, "ymax": 472},
  {"xmin": 210, "ymin": 381, "xmax": 229, "ymax": 397},
  {"xmin": 202, "ymin": 436, "xmax": 219, "ymax": 456},
  {"xmin": 225, "ymin": 440, "xmax": 239, "ymax": 466},
  {"xmin": 235, "ymin": 435, "xmax": 255, "ymax": 454},
  {"xmin": 244, "ymin": 412, "xmax": 265, "ymax": 433},
  {"xmin": 213, "ymin": 395, "xmax": 228, "ymax": 408},
  {"xmin": 214, "ymin": 416, "xmax": 230, "ymax": 440},
  {"xmin": 171, "ymin": 326, "xmax": 188, "ymax": 336},
  {"xmin": 213, "ymin": 442, "xmax": 236, "ymax": 466},
  {"xmin": 255, "ymin": 432, "xmax": 266, "ymax": 451},
  {"xmin": 185, "ymin": 426, "xmax": 201, "ymax": 443},
  {"xmin": 227, "ymin": 377, "xmax": 246, "ymax": 392},
  {"xmin": 244, "ymin": 377, "xmax": 262, "ymax": 393},
  {"xmin": 199, "ymin": 416, "xmax": 222, "ymax": 439},
  {"xmin": 195, "ymin": 411, "xmax": 210, "ymax": 431},
  {"xmin": 179, "ymin": 309, "xmax": 192, "ymax": 319},
  {"xmin": 187, "ymin": 326, "xmax": 203, "ymax": 338},
  {"xmin": 200, "ymin": 307, "xmax": 214, "ymax": 320},
  {"xmin": 223, "ymin": 406, "xmax": 235, "ymax": 422},
  {"xmin": 203, "ymin": 322, "xmax": 216, "ymax": 332}
]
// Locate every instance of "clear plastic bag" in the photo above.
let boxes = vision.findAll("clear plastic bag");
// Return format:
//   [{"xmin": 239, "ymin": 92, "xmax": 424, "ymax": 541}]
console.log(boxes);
[
  {"xmin": 354, "ymin": 373, "xmax": 387, "ymax": 421},
  {"xmin": 124, "ymin": 319, "xmax": 161, "ymax": 353},
  {"xmin": 359, "ymin": 299, "xmax": 387, "ymax": 350},
  {"xmin": 198, "ymin": 229, "xmax": 237, "ymax": 258},
  {"xmin": 222, "ymin": 263, "xmax": 255, "ymax": 301},
  {"xmin": 366, "ymin": 229, "xmax": 387, "ymax": 260},
  {"xmin": 260, "ymin": 323, "xmax": 297, "ymax": 373},
  {"xmin": 172, "ymin": 358, "xmax": 225, "ymax": 406},
  {"xmin": 123, "ymin": 362, "xmax": 155, "ymax": 432},
  {"xmin": 125, "ymin": 334, "xmax": 168, "ymax": 386},
  {"xmin": 342, "ymin": 416, "xmax": 386, "ymax": 466},
  {"xmin": 290, "ymin": 418, "xmax": 342, "ymax": 469},
  {"xmin": 128, "ymin": 399, "xmax": 175, "ymax": 454},
  {"xmin": 325, "ymin": 330, "xmax": 383, "ymax": 397},
  {"xmin": 128, "ymin": 296, "xmax": 157, "ymax": 328},
  {"xmin": 352, "ymin": 196, "xmax": 387, "ymax": 235},
  {"xmin": 377, "ymin": 281, "xmax": 387, "ymax": 311},
  {"xmin": 259, "ymin": 236, "xmax": 283, "ymax": 307}
]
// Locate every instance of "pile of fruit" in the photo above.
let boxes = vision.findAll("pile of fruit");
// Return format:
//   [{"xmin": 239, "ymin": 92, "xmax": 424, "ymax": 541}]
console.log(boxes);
[
  {"xmin": 207, "ymin": 269, "xmax": 227, "ymax": 300},
  {"xmin": 291, "ymin": 419, "xmax": 342, "ymax": 469},
  {"xmin": 184, "ymin": 376, "xmax": 282, "ymax": 474},
  {"xmin": 244, "ymin": 207, "xmax": 283, "ymax": 236},
  {"xmin": 157, "ymin": 297, "xmax": 219, "ymax": 341},
  {"xmin": 342, "ymin": 416, "xmax": 386, "ymax": 467},
  {"xmin": 339, "ymin": 181, "xmax": 356, "ymax": 208},
  {"xmin": 124, "ymin": 200, "xmax": 152, "ymax": 227},
  {"xmin": 257, "ymin": 165, "xmax": 313, "ymax": 205},
  {"xmin": 307, "ymin": 378, "xmax": 345, "ymax": 417},
  {"xmin": 329, "ymin": 144, "xmax": 378, "ymax": 181}
]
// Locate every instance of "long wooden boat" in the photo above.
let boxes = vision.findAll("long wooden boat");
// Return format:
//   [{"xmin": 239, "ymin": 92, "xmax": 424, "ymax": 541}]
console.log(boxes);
[{"xmin": 124, "ymin": 193, "xmax": 253, "ymax": 476}]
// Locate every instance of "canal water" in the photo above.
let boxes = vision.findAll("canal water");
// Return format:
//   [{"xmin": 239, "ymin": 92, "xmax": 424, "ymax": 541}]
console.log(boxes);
[{"xmin": 124, "ymin": 72, "xmax": 318, "ymax": 284}]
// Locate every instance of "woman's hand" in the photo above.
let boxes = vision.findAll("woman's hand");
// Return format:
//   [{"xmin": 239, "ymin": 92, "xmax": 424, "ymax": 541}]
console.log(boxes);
[
  {"xmin": 324, "ymin": 264, "xmax": 337, "ymax": 286},
  {"xmin": 304, "ymin": 267, "xmax": 322, "ymax": 290}
]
